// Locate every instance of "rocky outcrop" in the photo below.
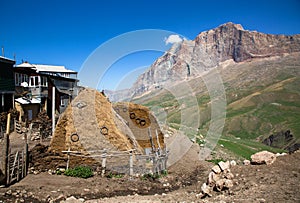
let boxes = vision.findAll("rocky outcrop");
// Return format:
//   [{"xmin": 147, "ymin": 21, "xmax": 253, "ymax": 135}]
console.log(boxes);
[
  {"xmin": 263, "ymin": 130, "xmax": 294, "ymax": 148},
  {"xmin": 120, "ymin": 22, "xmax": 300, "ymax": 99},
  {"xmin": 250, "ymin": 151, "xmax": 276, "ymax": 165}
]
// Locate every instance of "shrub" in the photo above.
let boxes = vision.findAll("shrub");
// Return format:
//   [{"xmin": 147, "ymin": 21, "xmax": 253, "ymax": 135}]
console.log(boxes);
[
  {"xmin": 107, "ymin": 172, "xmax": 124, "ymax": 178},
  {"xmin": 64, "ymin": 166, "xmax": 93, "ymax": 178}
]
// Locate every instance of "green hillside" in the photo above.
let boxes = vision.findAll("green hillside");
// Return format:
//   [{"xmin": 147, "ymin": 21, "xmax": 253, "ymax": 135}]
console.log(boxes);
[{"xmin": 133, "ymin": 53, "xmax": 300, "ymax": 160}]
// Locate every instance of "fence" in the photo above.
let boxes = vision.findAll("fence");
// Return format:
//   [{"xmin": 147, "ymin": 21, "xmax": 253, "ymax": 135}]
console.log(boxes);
[
  {"xmin": 0, "ymin": 133, "xmax": 28, "ymax": 186},
  {"xmin": 62, "ymin": 148, "xmax": 168, "ymax": 176}
]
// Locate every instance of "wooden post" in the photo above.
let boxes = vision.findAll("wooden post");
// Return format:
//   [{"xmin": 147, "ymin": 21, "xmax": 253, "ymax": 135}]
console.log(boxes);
[
  {"xmin": 148, "ymin": 128, "xmax": 155, "ymax": 153},
  {"xmin": 2, "ymin": 133, "xmax": 9, "ymax": 185},
  {"xmin": 21, "ymin": 150, "xmax": 24, "ymax": 178},
  {"xmin": 101, "ymin": 149, "xmax": 107, "ymax": 177},
  {"xmin": 6, "ymin": 152, "xmax": 10, "ymax": 185},
  {"xmin": 66, "ymin": 147, "xmax": 70, "ymax": 170},
  {"xmin": 24, "ymin": 133, "xmax": 28, "ymax": 176},
  {"xmin": 39, "ymin": 125, "xmax": 42, "ymax": 145},
  {"xmin": 6, "ymin": 113, "xmax": 11, "ymax": 135},
  {"xmin": 152, "ymin": 155, "xmax": 157, "ymax": 174},
  {"xmin": 129, "ymin": 151, "xmax": 133, "ymax": 176},
  {"xmin": 155, "ymin": 130, "xmax": 161, "ymax": 154},
  {"xmin": 17, "ymin": 152, "xmax": 20, "ymax": 181},
  {"xmin": 52, "ymin": 86, "xmax": 55, "ymax": 135}
]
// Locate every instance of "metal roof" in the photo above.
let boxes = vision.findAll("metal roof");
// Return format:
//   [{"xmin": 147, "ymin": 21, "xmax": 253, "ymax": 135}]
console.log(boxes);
[
  {"xmin": 0, "ymin": 56, "xmax": 15, "ymax": 64},
  {"xmin": 15, "ymin": 62, "xmax": 77, "ymax": 73},
  {"xmin": 15, "ymin": 97, "xmax": 41, "ymax": 104}
]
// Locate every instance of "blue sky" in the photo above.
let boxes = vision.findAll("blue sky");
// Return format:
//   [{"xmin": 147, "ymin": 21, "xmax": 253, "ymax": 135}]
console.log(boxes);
[{"xmin": 1, "ymin": 0, "xmax": 300, "ymax": 90}]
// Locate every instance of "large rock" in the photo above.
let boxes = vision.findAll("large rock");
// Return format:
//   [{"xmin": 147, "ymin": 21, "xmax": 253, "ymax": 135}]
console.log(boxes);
[{"xmin": 251, "ymin": 151, "xmax": 276, "ymax": 165}]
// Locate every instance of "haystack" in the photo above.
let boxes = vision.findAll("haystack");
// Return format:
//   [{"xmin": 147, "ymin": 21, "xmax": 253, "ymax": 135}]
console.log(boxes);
[
  {"xmin": 113, "ymin": 102, "xmax": 165, "ymax": 152},
  {"xmin": 49, "ymin": 88, "xmax": 144, "ymax": 167}
]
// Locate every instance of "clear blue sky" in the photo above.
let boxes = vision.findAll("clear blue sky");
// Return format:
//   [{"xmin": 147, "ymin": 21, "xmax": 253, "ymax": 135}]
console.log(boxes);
[{"xmin": 1, "ymin": 0, "xmax": 300, "ymax": 90}]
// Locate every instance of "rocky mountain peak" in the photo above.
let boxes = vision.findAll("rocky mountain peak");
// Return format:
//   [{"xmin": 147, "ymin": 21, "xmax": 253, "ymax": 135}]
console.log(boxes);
[{"xmin": 108, "ymin": 22, "xmax": 300, "ymax": 101}]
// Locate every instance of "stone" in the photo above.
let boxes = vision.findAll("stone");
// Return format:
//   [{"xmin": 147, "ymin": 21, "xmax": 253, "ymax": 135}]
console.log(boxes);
[
  {"xmin": 218, "ymin": 161, "xmax": 230, "ymax": 171},
  {"xmin": 224, "ymin": 172, "xmax": 234, "ymax": 180},
  {"xmin": 243, "ymin": 160, "xmax": 251, "ymax": 165},
  {"xmin": 64, "ymin": 196, "xmax": 82, "ymax": 203},
  {"xmin": 251, "ymin": 151, "xmax": 276, "ymax": 165},
  {"xmin": 230, "ymin": 160, "xmax": 237, "ymax": 166},
  {"xmin": 211, "ymin": 165, "xmax": 222, "ymax": 174},
  {"xmin": 207, "ymin": 171, "xmax": 220, "ymax": 186},
  {"xmin": 215, "ymin": 179, "xmax": 225, "ymax": 191},
  {"xmin": 201, "ymin": 183, "xmax": 212, "ymax": 197},
  {"xmin": 224, "ymin": 179, "xmax": 234, "ymax": 188}
]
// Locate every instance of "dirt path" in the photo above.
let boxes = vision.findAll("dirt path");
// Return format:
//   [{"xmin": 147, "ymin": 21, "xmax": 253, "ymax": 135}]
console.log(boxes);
[{"xmin": 0, "ymin": 150, "xmax": 299, "ymax": 202}]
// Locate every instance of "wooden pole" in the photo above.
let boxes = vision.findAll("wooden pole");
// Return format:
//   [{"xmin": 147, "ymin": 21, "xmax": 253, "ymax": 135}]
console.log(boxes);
[
  {"xmin": 17, "ymin": 152, "xmax": 20, "ymax": 181},
  {"xmin": 101, "ymin": 149, "xmax": 107, "ymax": 177},
  {"xmin": 24, "ymin": 133, "xmax": 28, "ymax": 176},
  {"xmin": 52, "ymin": 86, "xmax": 55, "ymax": 135},
  {"xmin": 148, "ymin": 128, "xmax": 155, "ymax": 153},
  {"xmin": 155, "ymin": 130, "xmax": 161, "ymax": 154},
  {"xmin": 6, "ymin": 113, "xmax": 11, "ymax": 135},
  {"xmin": 66, "ymin": 147, "xmax": 70, "ymax": 170},
  {"xmin": 129, "ymin": 151, "xmax": 133, "ymax": 176},
  {"xmin": 6, "ymin": 153, "xmax": 10, "ymax": 185},
  {"xmin": 21, "ymin": 150, "xmax": 24, "ymax": 178},
  {"xmin": 2, "ymin": 133, "xmax": 9, "ymax": 185}
]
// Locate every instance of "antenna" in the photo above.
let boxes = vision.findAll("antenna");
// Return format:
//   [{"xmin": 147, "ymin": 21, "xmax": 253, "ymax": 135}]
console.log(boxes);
[
  {"xmin": 14, "ymin": 53, "xmax": 16, "ymax": 61},
  {"xmin": 1, "ymin": 46, "xmax": 4, "ymax": 57}
]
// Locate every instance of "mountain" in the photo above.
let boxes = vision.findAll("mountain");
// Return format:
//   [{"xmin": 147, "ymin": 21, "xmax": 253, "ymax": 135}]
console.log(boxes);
[
  {"xmin": 108, "ymin": 22, "xmax": 300, "ymax": 160},
  {"xmin": 107, "ymin": 22, "xmax": 300, "ymax": 101}
]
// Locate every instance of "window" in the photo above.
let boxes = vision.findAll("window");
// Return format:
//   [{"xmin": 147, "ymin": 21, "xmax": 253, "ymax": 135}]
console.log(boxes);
[
  {"xmin": 29, "ymin": 76, "xmax": 39, "ymax": 87},
  {"xmin": 41, "ymin": 76, "xmax": 47, "ymax": 86},
  {"xmin": 15, "ymin": 73, "xmax": 29, "ymax": 86}
]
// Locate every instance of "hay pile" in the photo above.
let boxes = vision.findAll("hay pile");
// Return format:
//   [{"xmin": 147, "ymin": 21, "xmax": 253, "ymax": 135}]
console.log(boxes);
[
  {"xmin": 49, "ymin": 88, "xmax": 163, "ymax": 167},
  {"xmin": 113, "ymin": 102, "xmax": 164, "ymax": 151}
]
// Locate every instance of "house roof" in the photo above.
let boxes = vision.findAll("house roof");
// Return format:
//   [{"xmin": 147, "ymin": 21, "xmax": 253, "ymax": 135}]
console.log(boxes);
[
  {"xmin": 0, "ymin": 56, "xmax": 15, "ymax": 64},
  {"xmin": 15, "ymin": 97, "xmax": 41, "ymax": 104},
  {"xmin": 15, "ymin": 62, "xmax": 77, "ymax": 73}
]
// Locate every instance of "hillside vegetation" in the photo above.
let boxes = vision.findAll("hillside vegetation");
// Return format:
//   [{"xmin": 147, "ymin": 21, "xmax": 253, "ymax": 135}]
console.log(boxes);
[{"xmin": 133, "ymin": 53, "xmax": 300, "ymax": 160}]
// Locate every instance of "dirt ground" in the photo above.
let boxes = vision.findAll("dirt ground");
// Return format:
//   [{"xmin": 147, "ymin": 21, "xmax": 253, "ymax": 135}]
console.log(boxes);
[{"xmin": 0, "ymin": 145, "xmax": 299, "ymax": 202}]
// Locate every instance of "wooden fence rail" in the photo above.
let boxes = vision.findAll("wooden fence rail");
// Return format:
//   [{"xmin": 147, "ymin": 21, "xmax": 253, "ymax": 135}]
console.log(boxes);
[
  {"xmin": 62, "ymin": 148, "xmax": 168, "ymax": 176},
  {"xmin": 1, "ymin": 133, "xmax": 28, "ymax": 186}
]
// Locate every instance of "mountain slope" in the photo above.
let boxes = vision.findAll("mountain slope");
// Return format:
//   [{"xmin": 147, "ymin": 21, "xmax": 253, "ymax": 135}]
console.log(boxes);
[
  {"xmin": 129, "ymin": 22, "xmax": 300, "ymax": 98},
  {"xmin": 133, "ymin": 52, "xmax": 300, "ymax": 159}
]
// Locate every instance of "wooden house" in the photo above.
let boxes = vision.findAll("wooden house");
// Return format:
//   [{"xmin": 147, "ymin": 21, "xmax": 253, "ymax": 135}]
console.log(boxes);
[
  {"xmin": 0, "ymin": 56, "xmax": 15, "ymax": 113},
  {"xmin": 14, "ymin": 62, "xmax": 78, "ymax": 121}
]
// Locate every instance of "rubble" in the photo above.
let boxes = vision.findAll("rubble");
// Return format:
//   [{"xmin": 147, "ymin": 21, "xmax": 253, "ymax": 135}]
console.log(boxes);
[{"xmin": 200, "ymin": 160, "xmax": 235, "ymax": 198}]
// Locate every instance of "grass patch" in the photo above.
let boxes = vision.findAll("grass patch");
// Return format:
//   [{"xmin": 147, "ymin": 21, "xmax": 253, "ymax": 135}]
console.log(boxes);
[
  {"xmin": 64, "ymin": 166, "xmax": 93, "ymax": 179},
  {"xmin": 206, "ymin": 158, "xmax": 226, "ymax": 165}
]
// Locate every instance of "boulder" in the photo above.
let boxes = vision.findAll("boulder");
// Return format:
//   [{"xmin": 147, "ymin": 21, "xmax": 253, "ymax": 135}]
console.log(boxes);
[{"xmin": 251, "ymin": 151, "xmax": 276, "ymax": 165}]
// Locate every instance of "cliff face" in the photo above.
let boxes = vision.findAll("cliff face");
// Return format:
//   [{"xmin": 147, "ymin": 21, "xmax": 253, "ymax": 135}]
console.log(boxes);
[{"xmin": 109, "ymin": 22, "xmax": 300, "ymax": 100}]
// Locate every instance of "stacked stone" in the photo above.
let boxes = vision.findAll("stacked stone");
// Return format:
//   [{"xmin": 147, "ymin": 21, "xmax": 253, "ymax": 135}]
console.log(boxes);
[{"xmin": 200, "ymin": 160, "xmax": 235, "ymax": 197}]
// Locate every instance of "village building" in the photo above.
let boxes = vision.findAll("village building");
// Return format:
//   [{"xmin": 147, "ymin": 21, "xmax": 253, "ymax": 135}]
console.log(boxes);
[
  {"xmin": 14, "ymin": 62, "xmax": 78, "ymax": 121},
  {"xmin": 0, "ymin": 56, "xmax": 15, "ymax": 113}
]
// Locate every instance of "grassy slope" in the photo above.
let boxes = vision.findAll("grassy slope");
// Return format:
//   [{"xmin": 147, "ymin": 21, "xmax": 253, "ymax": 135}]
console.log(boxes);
[{"xmin": 133, "ymin": 53, "xmax": 300, "ymax": 160}]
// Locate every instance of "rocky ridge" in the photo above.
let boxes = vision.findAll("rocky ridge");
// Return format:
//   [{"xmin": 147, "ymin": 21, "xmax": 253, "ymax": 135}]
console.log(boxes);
[{"xmin": 108, "ymin": 22, "xmax": 300, "ymax": 101}]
